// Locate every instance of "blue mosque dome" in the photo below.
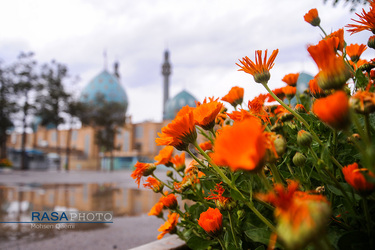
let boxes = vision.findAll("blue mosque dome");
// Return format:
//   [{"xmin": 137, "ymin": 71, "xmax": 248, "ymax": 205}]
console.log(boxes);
[
  {"xmin": 296, "ymin": 72, "xmax": 314, "ymax": 93},
  {"xmin": 164, "ymin": 90, "xmax": 197, "ymax": 120},
  {"xmin": 80, "ymin": 70, "xmax": 128, "ymax": 112}
]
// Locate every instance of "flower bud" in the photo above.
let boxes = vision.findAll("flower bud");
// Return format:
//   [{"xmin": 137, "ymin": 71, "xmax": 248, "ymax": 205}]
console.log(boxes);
[
  {"xmin": 274, "ymin": 135, "xmax": 287, "ymax": 157},
  {"xmin": 368, "ymin": 35, "xmax": 375, "ymax": 50},
  {"xmin": 166, "ymin": 170, "xmax": 173, "ymax": 177},
  {"xmin": 297, "ymin": 130, "xmax": 312, "ymax": 147},
  {"xmin": 143, "ymin": 164, "xmax": 156, "ymax": 177},
  {"xmin": 237, "ymin": 210, "xmax": 245, "ymax": 221},
  {"xmin": 293, "ymin": 152, "xmax": 307, "ymax": 167},
  {"xmin": 215, "ymin": 198, "xmax": 237, "ymax": 211}
]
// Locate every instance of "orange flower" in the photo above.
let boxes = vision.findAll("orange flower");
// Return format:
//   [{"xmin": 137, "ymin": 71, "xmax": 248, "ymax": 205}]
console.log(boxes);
[
  {"xmin": 199, "ymin": 141, "xmax": 213, "ymax": 151},
  {"xmin": 342, "ymin": 163, "xmax": 375, "ymax": 194},
  {"xmin": 227, "ymin": 109, "xmax": 254, "ymax": 122},
  {"xmin": 194, "ymin": 99, "xmax": 223, "ymax": 130},
  {"xmin": 198, "ymin": 207, "xmax": 223, "ymax": 235},
  {"xmin": 160, "ymin": 192, "xmax": 178, "ymax": 209},
  {"xmin": 148, "ymin": 202, "xmax": 164, "ymax": 217},
  {"xmin": 237, "ymin": 49, "xmax": 279, "ymax": 84},
  {"xmin": 346, "ymin": 43, "xmax": 367, "ymax": 63},
  {"xmin": 304, "ymin": 8, "xmax": 320, "ymax": 26},
  {"xmin": 312, "ymin": 90, "xmax": 350, "ymax": 130},
  {"xmin": 295, "ymin": 104, "xmax": 307, "ymax": 113},
  {"xmin": 307, "ymin": 37, "xmax": 351, "ymax": 90},
  {"xmin": 157, "ymin": 212, "xmax": 179, "ymax": 239},
  {"xmin": 326, "ymin": 28, "xmax": 345, "ymax": 51},
  {"xmin": 156, "ymin": 106, "xmax": 197, "ymax": 151},
  {"xmin": 282, "ymin": 73, "xmax": 299, "ymax": 86},
  {"xmin": 308, "ymin": 78, "xmax": 325, "ymax": 98},
  {"xmin": 266, "ymin": 87, "xmax": 285, "ymax": 102},
  {"xmin": 221, "ymin": 86, "xmax": 244, "ymax": 107},
  {"xmin": 171, "ymin": 152, "xmax": 186, "ymax": 172},
  {"xmin": 131, "ymin": 162, "xmax": 156, "ymax": 188},
  {"xmin": 174, "ymin": 167, "xmax": 203, "ymax": 192},
  {"xmin": 248, "ymin": 94, "xmax": 270, "ymax": 124},
  {"xmin": 154, "ymin": 146, "xmax": 174, "ymax": 166},
  {"xmin": 350, "ymin": 90, "xmax": 375, "ymax": 114},
  {"xmin": 211, "ymin": 117, "xmax": 266, "ymax": 172},
  {"xmin": 143, "ymin": 177, "xmax": 163, "ymax": 193},
  {"xmin": 281, "ymin": 86, "xmax": 296, "ymax": 100},
  {"xmin": 205, "ymin": 182, "xmax": 234, "ymax": 210},
  {"xmin": 347, "ymin": 4, "xmax": 375, "ymax": 34},
  {"xmin": 257, "ymin": 181, "xmax": 331, "ymax": 249}
]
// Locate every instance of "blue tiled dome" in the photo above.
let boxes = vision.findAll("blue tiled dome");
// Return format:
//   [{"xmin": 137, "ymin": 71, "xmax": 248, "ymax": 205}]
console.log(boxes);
[
  {"xmin": 80, "ymin": 70, "xmax": 128, "ymax": 112},
  {"xmin": 164, "ymin": 90, "xmax": 197, "ymax": 120}
]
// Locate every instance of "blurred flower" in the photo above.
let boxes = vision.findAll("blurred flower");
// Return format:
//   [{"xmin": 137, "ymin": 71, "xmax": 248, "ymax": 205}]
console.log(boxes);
[
  {"xmin": 347, "ymin": 3, "xmax": 375, "ymax": 35},
  {"xmin": 248, "ymin": 94, "xmax": 270, "ymax": 123},
  {"xmin": 266, "ymin": 87, "xmax": 285, "ymax": 102},
  {"xmin": 160, "ymin": 192, "xmax": 178, "ymax": 209},
  {"xmin": 237, "ymin": 49, "xmax": 279, "ymax": 84},
  {"xmin": 346, "ymin": 43, "xmax": 367, "ymax": 63},
  {"xmin": 148, "ymin": 202, "xmax": 164, "ymax": 217},
  {"xmin": 368, "ymin": 35, "xmax": 375, "ymax": 49},
  {"xmin": 295, "ymin": 104, "xmax": 307, "ymax": 113},
  {"xmin": 211, "ymin": 117, "xmax": 266, "ymax": 172},
  {"xmin": 308, "ymin": 78, "xmax": 326, "ymax": 98},
  {"xmin": 350, "ymin": 90, "xmax": 375, "ymax": 114},
  {"xmin": 326, "ymin": 28, "xmax": 345, "ymax": 52},
  {"xmin": 282, "ymin": 86, "xmax": 297, "ymax": 100},
  {"xmin": 308, "ymin": 37, "xmax": 351, "ymax": 90},
  {"xmin": 227, "ymin": 109, "xmax": 254, "ymax": 122},
  {"xmin": 154, "ymin": 146, "xmax": 174, "ymax": 166},
  {"xmin": 304, "ymin": 8, "xmax": 320, "ymax": 26},
  {"xmin": 171, "ymin": 152, "xmax": 186, "ymax": 172},
  {"xmin": 199, "ymin": 141, "xmax": 213, "ymax": 151},
  {"xmin": 342, "ymin": 162, "xmax": 375, "ymax": 194},
  {"xmin": 131, "ymin": 162, "xmax": 156, "ymax": 188},
  {"xmin": 198, "ymin": 207, "xmax": 223, "ymax": 236},
  {"xmin": 221, "ymin": 86, "xmax": 244, "ymax": 108},
  {"xmin": 312, "ymin": 90, "xmax": 350, "ymax": 130},
  {"xmin": 143, "ymin": 177, "xmax": 163, "ymax": 193},
  {"xmin": 156, "ymin": 106, "xmax": 197, "ymax": 151},
  {"xmin": 157, "ymin": 212, "xmax": 179, "ymax": 239},
  {"xmin": 282, "ymin": 73, "xmax": 299, "ymax": 86},
  {"xmin": 257, "ymin": 181, "xmax": 331, "ymax": 249},
  {"xmin": 194, "ymin": 99, "xmax": 223, "ymax": 130}
]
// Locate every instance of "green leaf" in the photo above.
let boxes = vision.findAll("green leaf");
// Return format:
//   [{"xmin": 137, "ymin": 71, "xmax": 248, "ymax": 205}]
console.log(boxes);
[
  {"xmin": 186, "ymin": 236, "xmax": 215, "ymax": 250},
  {"xmin": 244, "ymin": 228, "xmax": 272, "ymax": 246},
  {"xmin": 230, "ymin": 188, "xmax": 244, "ymax": 201}
]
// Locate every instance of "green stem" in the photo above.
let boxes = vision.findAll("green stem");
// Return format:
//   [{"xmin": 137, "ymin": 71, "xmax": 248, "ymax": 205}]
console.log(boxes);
[
  {"xmin": 152, "ymin": 173, "xmax": 174, "ymax": 190},
  {"xmin": 258, "ymin": 170, "xmax": 272, "ymax": 190},
  {"xmin": 217, "ymin": 236, "xmax": 226, "ymax": 250},
  {"xmin": 318, "ymin": 24, "xmax": 328, "ymax": 37},
  {"xmin": 228, "ymin": 211, "xmax": 239, "ymax": 249},
  {"xmin": 186, "ymin": 148, "xmax": 207, "ymax": 170},
  {"xmin": 269, "ymin": 163, "xmax": 284, "ymax": 184},
  {"xmin": 197, "ymin": 126, "xmax": 214, "ymax": 144}
]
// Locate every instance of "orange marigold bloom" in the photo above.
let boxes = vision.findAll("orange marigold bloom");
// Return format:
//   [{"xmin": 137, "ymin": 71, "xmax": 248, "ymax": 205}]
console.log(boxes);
[
  {"xmin": 131, "ymin": 162, "xmax": 156, "ymax": 188},
  {"xmin": 157, "ymin": 212, "xmax": 179, "ymax": 240},
  {"xmin": 312, "ymin": 90, "xmax": 350, "ymax": 130},
  {"xmin": 307, "ymin": 37, "xmax": 351, "ymax": 90},
  {"xmin": 308, "ymin": 78, "xmax": 326, "ymax": 98},
  {"xmin": 194, "ymin": 99, "xmax": 223, "ymax": 130},
  {"xmin": 346, "ymin": 43, "xmax": 367, "ymax": 63},
  {"xmin": 199, "ymin": 141, "xmax": 213, "ymax": 151},
  {"xmin": 248, "ymin": 94, "xmax": 270, "ymax": 123},
  {"xmin": 211, "ymin": 117, "xmax": 266, "ymax": 172},
  {"xmin": 326, "ymin": 28, "xmax": 345, "ymax": 52},
  {"xmin": 156, "ymin": 106, "xmax": 197, "ymax": 151},
  {"xmin": 198, "ymin": 207, "xmax": 223, "ymax": 236},
  {"xmin": 171, "ymin": 152, "xmax": 186, "ymax": 172},
  {"xmin": 281, "ymin": 86, "xmax": 296, "ymax": 100},
  {"xmin": 347, "ymin": 3, "xmax": 375, "ymax": 35},
  {"xmin": 342, "ymin": 162, "xmax": 375, "ymax": 194},
  {"xmin": 237, "ymin": 49, "xmax": 279, "ymax": 84},
  {"xmin": 282, "ymin": 73, "xmax": 299, "ymax": 86},
  {"xmin": 143, "ymin": 177, "xmax": 163, "ymax": 193},
  {"xmin": 257, "ymin": 181, "xmax": 331, "ymax": 250},
  {"xmin": 266, "ymin": 87, "xmax": 285, "ymax": 102},
  {"xmin": 154, "ymin": 146, "xmax": 174, "ymax": 166},
  {"xmin": 160, "ymin": 192, "xmax": 178, "ymax": 209},
  {"xmin": 295, "ymin": 104, "xmax": 307, "ymax": 113},
  {"xmin": 221, "ymin": 86, "xmax": 244, "ymax": 107},
  {"xmin": 304, "ymin": 8, "xmax": 320, "ymax": 27},
  {"xmin": 148, "ymin": 202, "xmax": 164, "ymax": 217},
  {"xmin": 205, "ymin": 182, "xmax": 235, "ymax": 210},
  {"xmin": 350, "ymin": 90, "xmax": 375, "ymax": 114},
  {"xmin": 227, "ymin": 109, "xmax": 254, "ymax": 122}
]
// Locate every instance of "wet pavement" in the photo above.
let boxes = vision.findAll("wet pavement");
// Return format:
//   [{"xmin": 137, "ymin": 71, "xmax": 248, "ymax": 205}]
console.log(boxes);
[{"xmin": 0, "ymin": 169, "xmax": 171, "ymax": 250}]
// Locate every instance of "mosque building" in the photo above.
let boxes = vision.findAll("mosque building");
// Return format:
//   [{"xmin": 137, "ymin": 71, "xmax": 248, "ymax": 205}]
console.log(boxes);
[{"xmin": 7, "ymin": 50, "xmax": 197, "ymax": 171}]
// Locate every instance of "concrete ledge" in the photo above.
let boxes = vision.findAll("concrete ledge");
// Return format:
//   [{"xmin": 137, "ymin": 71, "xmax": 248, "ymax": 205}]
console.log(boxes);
[{"xmin": 129, "ymin": 235, "xmax": 188, "ymax": 250}]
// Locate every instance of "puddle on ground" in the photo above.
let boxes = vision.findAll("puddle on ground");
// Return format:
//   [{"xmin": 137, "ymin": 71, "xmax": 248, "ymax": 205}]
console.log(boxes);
[{"xmin": 0, "ymin": 183, "xmax": 162, "ymax": 243}]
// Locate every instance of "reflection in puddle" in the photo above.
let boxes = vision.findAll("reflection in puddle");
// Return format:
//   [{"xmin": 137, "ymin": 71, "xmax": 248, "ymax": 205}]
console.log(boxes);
[{"xmin": 0, "ymin": 183, "xmax": 162, "ymax": 244}]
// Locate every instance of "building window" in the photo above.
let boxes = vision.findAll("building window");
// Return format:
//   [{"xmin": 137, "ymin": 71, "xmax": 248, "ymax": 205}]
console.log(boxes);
[
  {"xmin": 135, "ymin": 126, "xmax": 143, "ymax": 139},
  {"xmin": 84, "ymin": 134, "xmax": 90, "ymax": 156},
  {"xmin": 123, "ymin": 131, "xmax": 130, "ymax": 152}
]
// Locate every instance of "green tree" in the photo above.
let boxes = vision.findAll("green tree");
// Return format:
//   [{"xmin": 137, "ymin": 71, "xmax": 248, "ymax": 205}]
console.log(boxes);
[
  {"xmin": 78, "ymin": 94, "xmax": 126, "ymax": 171},
  {"xmin": 35, "ymin": 60, "xmax": 70, "ymax": 165},
  {"xmin": 0, "ymin": 61, "xmax": 16, "ymax": 159},
  {"xmin": 324, "ymin": 0, "xmax": 369, "ymax": 11},
  {"xmin": 12, "ymin": 52, "xmax": 39, "ymax": 170}
]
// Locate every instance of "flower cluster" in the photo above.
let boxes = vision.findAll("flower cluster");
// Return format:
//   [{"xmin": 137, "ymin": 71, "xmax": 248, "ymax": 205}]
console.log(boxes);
[
  {"xmin": 132, "ymin": 5, "xmax": 375, "ymax": 250},
  {"xmin": 0, "ymin": 158, "xmax": 12, "ymax": 167}
]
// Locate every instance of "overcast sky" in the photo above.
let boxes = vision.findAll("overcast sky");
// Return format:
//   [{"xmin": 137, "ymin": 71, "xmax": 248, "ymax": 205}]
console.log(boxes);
[{"xmin": 0, "ymin": 0, "xmax": 372, "ymax": 123}]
